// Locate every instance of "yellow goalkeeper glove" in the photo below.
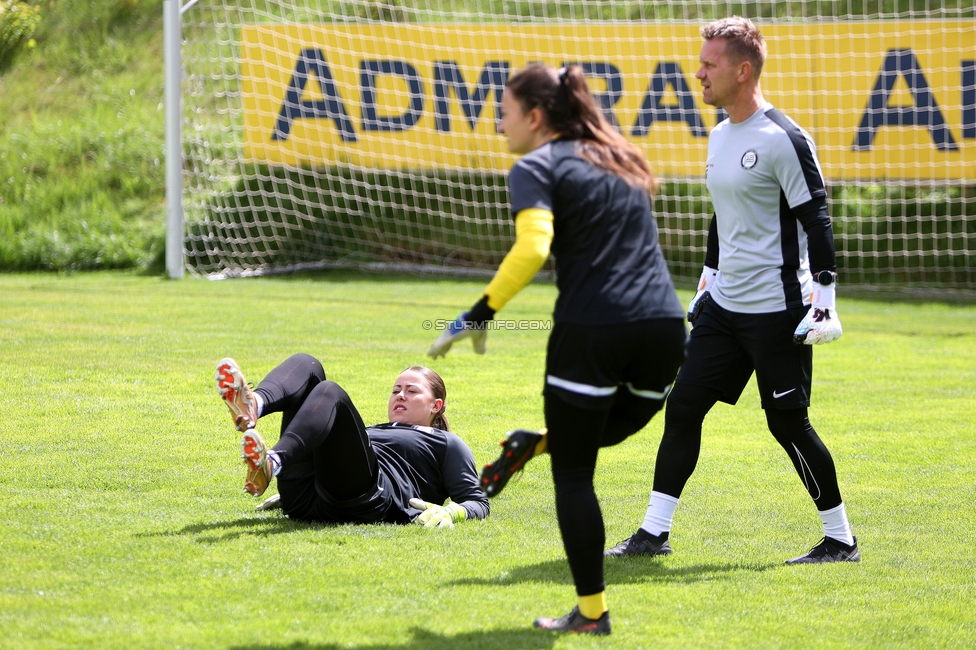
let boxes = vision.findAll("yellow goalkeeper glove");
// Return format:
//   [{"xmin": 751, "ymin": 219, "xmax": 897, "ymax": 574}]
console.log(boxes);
[{"xmin": 408, "ymin": 498, "xmax": 467, "ymax": 529}]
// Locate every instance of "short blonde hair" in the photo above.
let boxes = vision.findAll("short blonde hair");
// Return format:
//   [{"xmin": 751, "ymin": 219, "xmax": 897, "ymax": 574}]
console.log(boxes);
[{"xmin": 701, "ymin": 16, "xmax": 767, "ymax": 78}]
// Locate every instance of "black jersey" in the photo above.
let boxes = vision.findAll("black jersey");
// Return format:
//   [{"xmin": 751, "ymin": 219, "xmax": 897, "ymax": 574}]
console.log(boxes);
[
  {"xmin": 279, "ymin": 422, "xmax": 489, "ymax": 524},
  {"xmin": 368, "ymin": 423, "xmax": 489, "ymax": 522},
  {"xmin": 509, "ymin": 139, "xmax": 684, "ymax": 326}
]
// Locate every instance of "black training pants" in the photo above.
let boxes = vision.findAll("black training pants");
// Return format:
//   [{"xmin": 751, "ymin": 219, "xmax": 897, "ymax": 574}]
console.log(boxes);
[
  {"xmin": 652, "ymin": 382, "xmax": 843, "ymax": 510},
  {"xmin": 254, "ymin": 353, "xmax": 378, "ymax": 501},
  {"xmin": 546, "ymin": 387, "xmax": 668, "ymax": 597}
]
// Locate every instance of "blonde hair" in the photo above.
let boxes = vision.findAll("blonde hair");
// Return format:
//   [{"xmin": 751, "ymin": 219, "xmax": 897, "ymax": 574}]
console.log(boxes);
[{"xmin": 701, "ymin": 16, "xmax": 767, "ymax": 78}]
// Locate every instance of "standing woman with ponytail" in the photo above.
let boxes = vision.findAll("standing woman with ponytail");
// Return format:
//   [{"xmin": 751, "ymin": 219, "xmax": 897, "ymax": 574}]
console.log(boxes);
[
  {"xmin": 213, "ymin": 353, "xmax": 489, "ymax": 528},
  {"xmin": 428, "ymin": 64, "xmax": 686, "ymax": 635}
]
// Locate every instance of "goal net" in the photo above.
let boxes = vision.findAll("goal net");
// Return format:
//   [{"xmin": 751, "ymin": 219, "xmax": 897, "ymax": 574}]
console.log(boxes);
[{"xmin": 176, "ymin": 1, "xmax": 976, "ymax": 290}]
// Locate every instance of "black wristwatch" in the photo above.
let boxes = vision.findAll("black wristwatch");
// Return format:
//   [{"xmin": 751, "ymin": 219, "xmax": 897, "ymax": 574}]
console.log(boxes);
[{"xmin": 816, "ymin": 270, "xmax": 835, "ymax": 286}]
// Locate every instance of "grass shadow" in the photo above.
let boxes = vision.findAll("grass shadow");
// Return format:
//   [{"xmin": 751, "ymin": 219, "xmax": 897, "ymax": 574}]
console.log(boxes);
[
  {"xmin": 449, "ymin": 557, "xmax": 781, "ymax": 588},
  {"xmin": 230, "ymin": 626, "xmax": 557, "ymax": 650},
  {"xmin": 136, "ymin": 514, "xmax": 323, "ymax": 543}
]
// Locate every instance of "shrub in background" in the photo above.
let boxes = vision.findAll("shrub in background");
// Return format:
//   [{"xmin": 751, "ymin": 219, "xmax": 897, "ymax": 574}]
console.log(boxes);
[{"xmin": 0, "ymin": 0, "xmax": 40, "ymax": 73}]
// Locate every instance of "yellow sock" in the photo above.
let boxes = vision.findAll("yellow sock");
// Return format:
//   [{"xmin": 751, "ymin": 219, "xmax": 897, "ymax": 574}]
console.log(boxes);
[
  {"xmin": 533, "ymin": 428, "xmax": 548, "ymax": 457},
  {"xmin": 578, "ymin": 591, "xmax": 608, "ymax": 619}
]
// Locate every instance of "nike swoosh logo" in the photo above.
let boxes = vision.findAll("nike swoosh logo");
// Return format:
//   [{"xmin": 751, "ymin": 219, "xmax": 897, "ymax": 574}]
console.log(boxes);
[
  {"xmin": 772, "ymin": 388, "xmax": 796, "ymax": 398},
  {"xmin": 792, "ymin": 443, "xmax": 822, "ymax": 500}
]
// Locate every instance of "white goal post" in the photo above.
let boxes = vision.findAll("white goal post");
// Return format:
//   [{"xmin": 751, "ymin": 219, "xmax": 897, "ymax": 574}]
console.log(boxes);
[{"xmin": 165, "ymin": 1, "xmax": 976, "ymax": 290}]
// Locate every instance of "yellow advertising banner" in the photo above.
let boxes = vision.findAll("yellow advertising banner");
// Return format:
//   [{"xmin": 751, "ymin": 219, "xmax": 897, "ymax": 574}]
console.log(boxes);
[{"xmin": 240, "ymin": 23, "xmax": 976, "ymax": 180}]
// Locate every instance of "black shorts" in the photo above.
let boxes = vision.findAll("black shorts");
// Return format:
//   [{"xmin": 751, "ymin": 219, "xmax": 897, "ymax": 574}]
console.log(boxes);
[
  {"xmin": 277, "ymin": 465, "xmax": 398, "ymax": 524},
  {"xmin": 677, "ymin": 298, "xmax": 812, "ymax": 409},
  {"xmin": 544, "ymin": 318, "xmax": 687, "ymax": 410}
]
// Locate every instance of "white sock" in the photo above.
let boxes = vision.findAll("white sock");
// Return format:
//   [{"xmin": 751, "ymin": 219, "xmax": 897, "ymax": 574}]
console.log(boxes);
[
  {"xmin": 640, "ymin": 491, "xmax": 680, "ymax": 537},
  {"xmin": 819, "ymin": 502, "xmax": 854, "ymax": 546},
  {"xmin": 253, "ymin": 393, "xmax": 265, "ymax": 419},
  {"xmin": 267, "ymin": 450, "xmax": 282, "ymax": 478}
]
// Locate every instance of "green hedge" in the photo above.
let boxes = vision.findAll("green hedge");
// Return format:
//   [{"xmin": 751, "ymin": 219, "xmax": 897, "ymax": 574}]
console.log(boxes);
[
  {"xmin": 186, "ymin": 165, "xmax": 976, "ymax": 287},
  {"xmin": 0, "ymin": 0, "xmax": 40, "ymax": 72}
]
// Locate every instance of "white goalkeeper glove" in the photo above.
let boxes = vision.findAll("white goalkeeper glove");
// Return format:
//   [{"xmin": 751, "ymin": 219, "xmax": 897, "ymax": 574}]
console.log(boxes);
[
  {"xmin": 687, "ymin": 266, "xmax": 718, "ymax": 326},
  {"xmin": 428, "ymin": 296, "xmax": 495, "ymax": 358},
  {"xmin": 427, "ymin": 312, "xmax": 487, "ymax": 358},
  {"xmin": 408, "ymin": 498, "xmax": 467, "ymax": 529},
  {"xmin": 793, "ymin": 272, "xmax": 843, "ymax": 345}
]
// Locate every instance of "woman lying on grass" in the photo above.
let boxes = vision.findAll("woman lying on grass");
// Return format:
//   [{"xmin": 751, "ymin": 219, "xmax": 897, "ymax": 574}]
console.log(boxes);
[{"xmin": 214, "ymin": 353, "xmax": 489, "ymax": 528}]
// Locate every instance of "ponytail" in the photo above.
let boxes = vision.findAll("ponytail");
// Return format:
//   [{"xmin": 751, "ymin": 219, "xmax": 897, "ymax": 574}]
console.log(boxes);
[
  {"xmin": 558, "ymin": 66, "xmax": 658, "ymax": 195},
  {"xmin": 431, "ymin": 410, "xmax": 450, "ymax": 433},
  {"xmin": 506, "ymin": 64, "xmax": 658, "ymax": 195}
]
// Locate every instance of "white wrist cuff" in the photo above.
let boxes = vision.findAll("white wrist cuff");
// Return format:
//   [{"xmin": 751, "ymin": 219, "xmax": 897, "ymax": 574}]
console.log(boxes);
[
  {"xmin": 698, "ymin": 266, "xmax": 718, "ymax": 292},
  {"xmin": 811, "ymin": 282, "xmax": 836, "ymax": 309}
]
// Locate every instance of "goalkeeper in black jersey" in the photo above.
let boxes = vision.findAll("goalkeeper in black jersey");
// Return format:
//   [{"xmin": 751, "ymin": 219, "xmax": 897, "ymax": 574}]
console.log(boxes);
[
  {"xmin": 216, "ymin": 354, "xmax": 488, "ymax": 528},
  {"xmin": 428, "ymin": 64, "xmax": 686, "ymax": 635},
  {"xmin": 609, "ymin": 16, "xmax": 859, "ymax": 566}
]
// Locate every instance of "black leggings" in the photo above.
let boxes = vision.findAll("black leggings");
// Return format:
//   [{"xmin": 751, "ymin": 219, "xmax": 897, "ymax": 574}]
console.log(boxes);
[
  {"xmin": 254, "ymin": 353, "xmax": 377, "ymax": 501},
  {"xmin": 546, "ymin": 388, "xmax": 667, "ymax": 597},
  {"xmin": 652, "ymin": 382, "xmax": 843, "ymax": 510}
]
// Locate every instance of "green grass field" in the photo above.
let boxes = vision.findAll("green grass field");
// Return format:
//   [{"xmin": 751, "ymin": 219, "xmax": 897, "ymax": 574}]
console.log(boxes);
[{"xmin": 2, "ymin": 271, "xmax": 975, "ymax": 649}]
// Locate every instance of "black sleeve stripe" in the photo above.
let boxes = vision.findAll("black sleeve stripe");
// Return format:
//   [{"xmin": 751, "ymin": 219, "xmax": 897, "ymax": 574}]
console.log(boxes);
[
  {"xmin": 778, "ymin": 191, "xmax": 805, "ymax": 309},
  {"xmin": 766, "ymin": 108, "xmax": 837, "ymax": 283},
  {"xmin": 764, "ymin": 108, "xmax": 826, "ymax": 200},
  {"xmin": 704, "ymin": 213, "xmax": 720, "ymax": 269}
]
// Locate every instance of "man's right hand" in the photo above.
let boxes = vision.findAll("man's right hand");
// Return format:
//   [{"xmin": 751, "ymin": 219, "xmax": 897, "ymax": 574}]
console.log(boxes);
[{"xmin": 687, "ymin": 266, "xmax": 718, "ymax": 325}]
